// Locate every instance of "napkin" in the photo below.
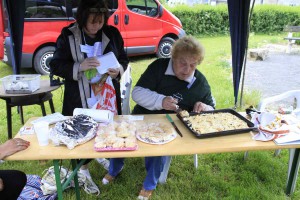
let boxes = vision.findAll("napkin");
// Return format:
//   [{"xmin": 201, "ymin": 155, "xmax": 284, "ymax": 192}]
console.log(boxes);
[
  {"xmin": 73, "ymin": 108, "xmax": 114, "ymax": 123},
  {"xmin": 251, "ymin": 112, "xmax": 288, "ymax": 141}
]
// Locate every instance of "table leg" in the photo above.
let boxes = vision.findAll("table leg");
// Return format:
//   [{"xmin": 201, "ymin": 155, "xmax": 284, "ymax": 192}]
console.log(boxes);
[
  {"xmin": 286, "ymin": 148, "xmax": 300, "ymax": 196},
  {"xmin": 53, "ymin": 159, "xmax": 86, "ymax": 200},
  {"xmin": 40, "ymin": 102, "xmax": 46, "ymax": 116},
  {"xmin": 71, "ymin": 159, "xmax": 84, "ymax": 200},
  {"xmin": 5, "ymin": 99, "xmax": 12, "ymax": 139},
  {"xmin": 49, "ymin": 98, "xmax": 55, "ymax": 113},
  {"xmin": 53, "ymin": 160, "xmax": 63, "ymax": 200}
]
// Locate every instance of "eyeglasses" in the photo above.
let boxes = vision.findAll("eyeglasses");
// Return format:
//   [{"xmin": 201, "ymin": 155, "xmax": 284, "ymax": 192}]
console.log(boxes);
[{"xmin": 176, "ymin": 58, "xmax": 198, "ymax": 69}]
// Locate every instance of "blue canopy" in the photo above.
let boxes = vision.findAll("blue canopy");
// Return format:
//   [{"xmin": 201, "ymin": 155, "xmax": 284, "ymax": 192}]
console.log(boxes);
[
  {"xmin": 5, "ymin": 0, "xmax": 25, "ymax": 74},
  {"xmin": 228, "ymin": 0, "xmax": 251, "ymax": 105}
]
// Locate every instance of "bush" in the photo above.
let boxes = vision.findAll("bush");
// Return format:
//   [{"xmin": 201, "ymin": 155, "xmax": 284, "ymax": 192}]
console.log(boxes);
[{"xmin": 168, "ymin": 4, "xmax": 300, "ymax": 36}]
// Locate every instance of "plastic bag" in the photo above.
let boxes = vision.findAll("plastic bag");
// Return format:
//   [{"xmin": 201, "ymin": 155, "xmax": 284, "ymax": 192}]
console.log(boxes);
[
  {"xmin": 49, "ymin": 115, "xmax": 98, "ymax": 149},
  {"xmin": 93, "ymin": 76, "xmax": 118, "ymax": 115},
  {"xmin": 18, "ymin": 175, "xmax": 57, "ymax": 200},
  {"xmin": 41, "ymin": 166, "xmax": 100, "ymax": 196}
]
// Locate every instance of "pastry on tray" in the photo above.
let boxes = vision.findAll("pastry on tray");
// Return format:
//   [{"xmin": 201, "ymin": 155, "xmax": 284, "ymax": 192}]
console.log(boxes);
[
  {"xmin": 94, "ymin": 121, "xmax": 138, "ymax": 151},
  {"xmin": 136, "ymin": 122, "xmax": 177, "ymax": 144}
]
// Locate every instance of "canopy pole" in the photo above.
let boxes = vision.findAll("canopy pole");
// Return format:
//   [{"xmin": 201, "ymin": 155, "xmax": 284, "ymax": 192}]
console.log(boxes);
[{"xmin": 239, "ymin": 0, "xmax": 256, "ymax": 108}]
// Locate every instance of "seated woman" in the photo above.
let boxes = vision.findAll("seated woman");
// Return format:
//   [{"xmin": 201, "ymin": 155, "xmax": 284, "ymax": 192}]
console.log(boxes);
[
  {"xmin": 0, "ymin": 138, "xmax": 30, "ymax": 199},
  {"xmin": 102, "ymin": 35, "xmax": 215, "ymax": 199}
]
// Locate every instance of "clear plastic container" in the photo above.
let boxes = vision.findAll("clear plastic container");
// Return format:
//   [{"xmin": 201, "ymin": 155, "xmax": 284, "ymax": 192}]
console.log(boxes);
[{"xmin": 0, "ymin": 74, "xmax": 41, "ymax": 94}]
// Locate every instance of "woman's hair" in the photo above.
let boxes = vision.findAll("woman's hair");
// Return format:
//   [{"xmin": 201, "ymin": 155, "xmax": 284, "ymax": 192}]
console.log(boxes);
[
  {"xmin": 171, "ymin": 35, "xmax": 205, "ymax": 64},
  {"xmin": 76, "ymin": 0, "xmax": 109, "ymax": 29}
]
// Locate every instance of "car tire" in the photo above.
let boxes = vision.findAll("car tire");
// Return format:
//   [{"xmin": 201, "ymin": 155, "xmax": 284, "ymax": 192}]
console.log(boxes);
[
  {"xmin": 156, "ymin": 37, "xmax": 175, "ymax": 58},
  {"xmin": 34, "ymin": 46, "xmax": 55, "ymax": 75}
]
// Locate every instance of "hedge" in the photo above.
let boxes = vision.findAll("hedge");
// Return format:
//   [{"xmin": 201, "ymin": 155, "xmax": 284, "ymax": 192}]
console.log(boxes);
[{"xmin": 168, "ymin": 4, "xmax": 300, "ymax": 35}]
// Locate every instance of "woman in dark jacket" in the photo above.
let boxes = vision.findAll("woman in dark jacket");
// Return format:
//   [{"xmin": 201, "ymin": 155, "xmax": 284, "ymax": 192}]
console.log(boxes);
[
  {"xmin": 50, "ymin": 0, "xmax": 129, "ymax": 116},
  {"xmin": 50, "ymin": 0, "xmax": 129, "ymax": 179}
]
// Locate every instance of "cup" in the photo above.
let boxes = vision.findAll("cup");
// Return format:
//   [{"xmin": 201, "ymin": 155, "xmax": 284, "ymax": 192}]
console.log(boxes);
[{"xmin": 33, "ymin": 121, "xmax": 49, "ymax": 146}]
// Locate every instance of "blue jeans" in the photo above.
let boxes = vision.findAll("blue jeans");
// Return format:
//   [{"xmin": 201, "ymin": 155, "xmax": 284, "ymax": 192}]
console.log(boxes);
[{"xmin": 109, "ymin": 156, "xmax": 167, "ymax": 190}]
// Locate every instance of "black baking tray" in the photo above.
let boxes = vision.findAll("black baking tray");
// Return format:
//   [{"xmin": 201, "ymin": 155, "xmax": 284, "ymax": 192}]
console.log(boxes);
[{"xmin": 176, "ymin": 108, "xmax": 255, "ymax": 138}]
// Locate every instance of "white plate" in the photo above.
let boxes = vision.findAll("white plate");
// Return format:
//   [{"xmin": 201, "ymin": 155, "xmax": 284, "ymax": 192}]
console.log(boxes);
[{"xmin": 136, "ymin": 132, "xmax": 177, "ymax": 145}]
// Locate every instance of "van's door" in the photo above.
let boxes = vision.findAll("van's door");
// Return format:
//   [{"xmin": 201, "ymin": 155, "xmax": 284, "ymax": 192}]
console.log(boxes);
[
  {"xmin": 119, "ymin": 0, "xmax": 162, "ymax": 55},
  {"xmin": 107, "ymin": 0, "xmax": 121, "ymax": 31},
  {"xmin": 0, "ymin": 0, "xmax": 6, "ymax": 59}
]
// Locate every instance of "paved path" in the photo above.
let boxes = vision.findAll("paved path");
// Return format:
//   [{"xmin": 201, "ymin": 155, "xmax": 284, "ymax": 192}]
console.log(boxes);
[{"xmin": 242, "ymin": 44, "xmax": 300, "ymax": 99}]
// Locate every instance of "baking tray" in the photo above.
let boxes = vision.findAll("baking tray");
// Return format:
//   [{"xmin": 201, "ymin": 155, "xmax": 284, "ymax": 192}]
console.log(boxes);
[{"xmin": 176, "ymin": 109, "xmax": 255, "ymax": 138}]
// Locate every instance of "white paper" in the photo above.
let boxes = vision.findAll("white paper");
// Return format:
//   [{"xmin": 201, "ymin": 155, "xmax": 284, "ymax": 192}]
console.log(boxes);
[
  {"xmin": 31, "ymin": 112, "xmax": 69, "ymax": 125},
  {"xmin": 73, "ymin": 108, "xmax": 114, "ymax": 123},
  {"xmin": 274, "ymin": 132, "xmax": 300, "ymax": 145},
  {"xmin": 96, "ymin": 52, "xmax": 120, "ymax": 74},
  {"xmin": 128, "ymin": 115, "xmax": 144, "ymax": 121},
  {"xmin": 80, "ymin": 42, "xmax": 102, "ymax": 58}
]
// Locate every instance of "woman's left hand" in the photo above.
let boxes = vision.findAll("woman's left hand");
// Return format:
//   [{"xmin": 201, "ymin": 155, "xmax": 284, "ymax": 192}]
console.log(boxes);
[
  {"xmin": 107, "ymin": 68, "xmax": 120, "ymax": 79},
  {"xmin": 193, "ymin": 102, "xmax": 214, "ymax": 113},
  {"xmin": 0, "ymin": 138, "xmax": 30, "ymax": 160}
]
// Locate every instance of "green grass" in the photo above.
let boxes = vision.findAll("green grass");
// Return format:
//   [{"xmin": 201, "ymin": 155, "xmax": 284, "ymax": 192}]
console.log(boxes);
[{"xmin": 1, "ymin": 34, "xmax": 299, "ymax": 199}]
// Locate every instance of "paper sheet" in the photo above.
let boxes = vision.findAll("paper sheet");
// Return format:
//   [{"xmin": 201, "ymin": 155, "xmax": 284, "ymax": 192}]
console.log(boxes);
[
  {"xmin": 96, "ymin": 52, "xmax": 120, "ymax": 74},
  {"xmin": 274, "ymin": 132, "xmax": 300, "ymax": 145}
]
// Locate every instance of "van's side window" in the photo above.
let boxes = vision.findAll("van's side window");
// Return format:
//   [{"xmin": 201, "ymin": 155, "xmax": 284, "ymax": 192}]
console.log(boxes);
[
  {"xmin": 126, "ymin": 0, "xmax": 158, "ymax": 17},
  {"xmin": 25, "ymin": 0, "xmax": 66, "ymax": 19},
  {"xmin": 107, "ymin": 0, "xmax": 119, "ymax": 15},
  {"xmin": 71, "ymin": 0, "xmax": 118, "ymax": 19}
]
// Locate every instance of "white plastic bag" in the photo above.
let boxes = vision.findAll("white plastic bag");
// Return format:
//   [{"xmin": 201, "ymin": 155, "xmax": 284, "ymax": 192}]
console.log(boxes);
[{"xmin": 93, "ymin": 76, "xmax": 118, "ymax": 115}]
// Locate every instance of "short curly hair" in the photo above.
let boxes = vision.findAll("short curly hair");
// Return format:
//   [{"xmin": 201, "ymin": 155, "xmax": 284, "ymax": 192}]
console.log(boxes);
[
  {"xmin": 171, "ymin": 35, "xmax": 205, "ymax": 64},
  {"xmin": 76, "ymin": 0, "xmax": 109, "ymax": 29}
]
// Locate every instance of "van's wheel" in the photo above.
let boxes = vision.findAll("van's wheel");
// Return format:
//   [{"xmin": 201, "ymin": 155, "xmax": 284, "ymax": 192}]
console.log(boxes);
[
  {"xmin": 156, "ymin": 37, "xmax": 175, "ymax": 58},
  {"xmin": 34, "ymin": 46, "xmax": 55, "ymax": 75}
]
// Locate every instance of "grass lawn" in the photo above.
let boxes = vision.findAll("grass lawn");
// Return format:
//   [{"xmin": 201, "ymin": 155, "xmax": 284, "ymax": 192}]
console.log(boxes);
[{"xmin": 1, "ymin": 34, "xmax": 299, "ymax": 199}]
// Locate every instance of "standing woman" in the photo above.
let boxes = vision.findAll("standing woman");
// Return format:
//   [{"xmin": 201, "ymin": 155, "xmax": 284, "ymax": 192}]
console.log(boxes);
[{"xmin": 50, "ymin": 0, "xmax": 129, "ymax": 176}]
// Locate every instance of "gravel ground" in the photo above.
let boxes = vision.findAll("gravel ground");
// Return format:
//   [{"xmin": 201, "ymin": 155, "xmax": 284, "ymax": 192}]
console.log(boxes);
[{"xmin": 242, "ymin": 44, "xmax": 300, "ymax": 98}]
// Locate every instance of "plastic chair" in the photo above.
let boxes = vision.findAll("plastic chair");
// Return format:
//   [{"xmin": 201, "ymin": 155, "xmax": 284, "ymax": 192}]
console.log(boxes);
[
  {"xmin": 243, "ymin": 90, "xmax": 300, "ymax": 193},
  {"xmin": 244, "ymin": 90, "xmax": 300, "ymax": 159},
  {"xmin": 120, "ymin": 65, "xmax": 132, "ymax": 115},
  {"xmin": 159, "ymin": 97, "xmax": 217, "ymax": 183},
  {"xmin": 159, "ymin": 155, "xmax": 198, "ymax": 184}
]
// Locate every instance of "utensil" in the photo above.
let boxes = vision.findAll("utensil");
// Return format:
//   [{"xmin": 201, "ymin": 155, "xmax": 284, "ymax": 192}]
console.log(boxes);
[
  {"xmin": 175, "ymin": 105, "xmax": 182, "ymax": 113},
  {"xmin": 166, "ymin": 114, "xmax": 183, "ymax": 137}
]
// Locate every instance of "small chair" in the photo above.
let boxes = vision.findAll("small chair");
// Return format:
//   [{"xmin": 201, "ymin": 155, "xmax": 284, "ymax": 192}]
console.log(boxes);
[
  {"xmin": 159, "ymin": 155, "xmax": 198, "ymax": 184},
  {"xmin": 4, "ymin": 92, "xmax": 55, "ymax": 139},
  {"xmin": 120, "ymin": 65, "xmax": 132, "ymax": 115},
  {"xmin": 243, "ymin": 90, "xmax": 300, "ymax": 193},
  {"xmin": 244, "ymin": 90, "xmax": 300, "ymax": 159},
  {"xmin": 159, "ymin": 98, "xmax": 217, "ymax": 183}
]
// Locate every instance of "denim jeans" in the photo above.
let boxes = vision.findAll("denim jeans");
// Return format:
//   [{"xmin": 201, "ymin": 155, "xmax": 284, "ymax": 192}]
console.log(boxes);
[{"xmin": 109, "ymin": 156, "xmax": 167, "ymax": 190}]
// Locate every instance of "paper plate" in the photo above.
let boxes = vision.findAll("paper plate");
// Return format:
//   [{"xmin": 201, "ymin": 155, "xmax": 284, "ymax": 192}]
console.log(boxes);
[{"xmin": 136, "ymin": 132, "xmax": 177, "ymax": 145}]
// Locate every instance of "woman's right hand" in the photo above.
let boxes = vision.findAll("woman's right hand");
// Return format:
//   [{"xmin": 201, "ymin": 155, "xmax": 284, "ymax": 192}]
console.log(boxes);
[
  {"xmin": 79, "ymin": 57, "xmax": 100, "ymax": 71},
  {"xmin": 162, "ymin": 96, "xmax": 178, "ymax": 111},
  {"xmin": 0, "ymin": 138, "xmax": 30, "ymax": 160}
]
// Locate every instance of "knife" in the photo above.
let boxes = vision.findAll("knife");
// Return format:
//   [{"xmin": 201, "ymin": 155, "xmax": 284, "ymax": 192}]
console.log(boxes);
[{"xmin": 166, "ymin": 114, "xmax": 183, "ymax": 137}]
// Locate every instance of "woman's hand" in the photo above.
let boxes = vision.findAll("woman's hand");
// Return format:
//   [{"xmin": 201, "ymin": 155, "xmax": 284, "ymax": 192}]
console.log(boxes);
[
  {"xmin": 193, "ymin": 102, "xmax": 214, "ymax": 113},
  {"xmin": 79, "ymin": 57, "xmax": 100, "ymax": 72},
  {"xmin": 162, "ymin": 96, "xmax": 178, "ymax": 111},
  {"xmin": 0, "ymin": 138, "xmax": 30, "ymax": 160},
  {"xmin": 107, "ymin": 68, "xmax": 120, "ymax": 79}
]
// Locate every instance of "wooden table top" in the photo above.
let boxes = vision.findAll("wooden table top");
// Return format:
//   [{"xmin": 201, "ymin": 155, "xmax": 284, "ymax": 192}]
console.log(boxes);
[{"xmin": 5, "ymin": 114, "xmax": 300, "ymax": 161}]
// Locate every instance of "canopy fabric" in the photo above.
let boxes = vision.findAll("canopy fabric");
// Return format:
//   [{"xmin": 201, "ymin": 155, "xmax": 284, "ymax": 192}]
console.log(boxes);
[
  {"xmin": 4, "ymin": 0, "xmax": 252, "ymax": 105},
  {"xmin": 227, "ymin": 0, "xmax": 251, "ymax": 105}
]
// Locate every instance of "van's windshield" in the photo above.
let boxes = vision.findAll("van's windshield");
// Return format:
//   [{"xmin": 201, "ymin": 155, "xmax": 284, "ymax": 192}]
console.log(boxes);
[{"xmin": 25, "ymin": 0, "xmax": 67, "ymax": 19}]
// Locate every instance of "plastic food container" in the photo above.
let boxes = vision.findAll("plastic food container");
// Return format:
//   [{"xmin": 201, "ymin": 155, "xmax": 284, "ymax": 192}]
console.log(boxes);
[{"xmin": 0, "ymin": 74, "xmax": 41, "ymax": 94}]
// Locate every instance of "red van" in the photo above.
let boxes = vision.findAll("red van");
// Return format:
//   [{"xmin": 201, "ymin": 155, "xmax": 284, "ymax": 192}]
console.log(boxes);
[{"xmin": 0, "ymin": 0, "xmax": 185, "ymax": 75}]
